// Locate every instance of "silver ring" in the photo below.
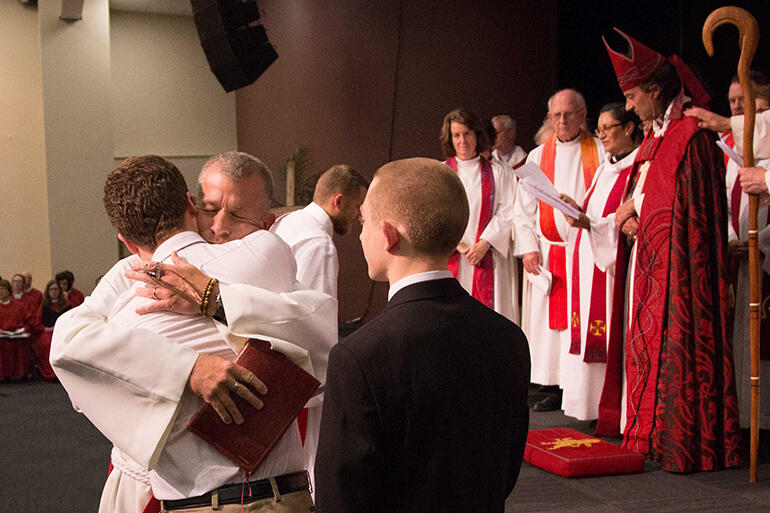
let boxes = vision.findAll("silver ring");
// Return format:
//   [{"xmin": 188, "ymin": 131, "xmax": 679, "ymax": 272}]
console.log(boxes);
[
  {"xmin": 152, "ymin": 287, "xmax": 159, "ymax": 300},
  {"xmin": 231, "ymin": 381, "xmax": 241, "ymax": 393}
]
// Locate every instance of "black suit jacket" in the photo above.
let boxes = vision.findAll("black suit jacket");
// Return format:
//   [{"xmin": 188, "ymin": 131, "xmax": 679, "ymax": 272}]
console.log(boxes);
[{"xmin": 315, "ymin": 278, "xmax": 530, "ymax": 513}]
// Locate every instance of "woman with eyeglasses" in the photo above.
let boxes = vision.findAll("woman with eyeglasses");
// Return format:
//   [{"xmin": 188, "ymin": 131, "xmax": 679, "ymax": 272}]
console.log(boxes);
[
  {"xmin": 559, "ymin": 102, "xmax": 641, "ymax": 422},
  {"xmin": 34, "ymin": 280, "xmax": 72, "ymax": 380}
]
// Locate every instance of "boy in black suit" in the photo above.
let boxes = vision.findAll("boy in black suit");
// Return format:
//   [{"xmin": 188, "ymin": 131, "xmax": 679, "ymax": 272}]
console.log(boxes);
[{"xmin": 315, "ymin": 158, "xmax": 530, "ymax": 513}]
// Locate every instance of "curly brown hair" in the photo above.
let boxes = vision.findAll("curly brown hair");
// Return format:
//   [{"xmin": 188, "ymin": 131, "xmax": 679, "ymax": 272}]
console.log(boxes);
[
  {"xmin": 103, "ymin": 155, "xmax": 189, "ymax": 249},
  {"xmin": 439, "ymin": 108, "xmax": 490, "ymax": 159}
]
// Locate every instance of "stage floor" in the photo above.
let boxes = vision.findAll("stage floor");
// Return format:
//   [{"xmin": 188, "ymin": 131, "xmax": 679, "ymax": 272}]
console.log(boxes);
[{"xmin": 1, "ymin": 379, "xmax": 768, "ymax": 512}]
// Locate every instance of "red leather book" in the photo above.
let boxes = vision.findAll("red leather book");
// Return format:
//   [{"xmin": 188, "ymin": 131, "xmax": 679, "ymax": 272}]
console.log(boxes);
[
  {"xmin": 187, "ymin": 339, "xmax": 320, "ymax": 473},
  {"xmin": 524, "ymin": 428, "xmax": 645, "ymax": 477}
]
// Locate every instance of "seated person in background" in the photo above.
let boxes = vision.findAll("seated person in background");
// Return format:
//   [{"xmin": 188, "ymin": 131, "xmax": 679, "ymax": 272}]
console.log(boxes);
[
  {"xmin": 22, "ymin": 272, "xmax": 43, "ymax": 316},
  {"xmin": 1, "ymin": 278, "xmax": 33, "ymax": 379},
  {"xmin": 11, "ymin": 274, "xmax": 29, "ymax": 311},
  {"xmin": 0, "ymin": 279, "xmax": 28, "ymax": 333},
  {"xmin": 56, "ymin": 270, "xmax": 85, "ymax": 307},
  {"xmin": 35, "ymin": 280, "xmax": 71, "ymax": 380},
  {"xmin": 10, "ymin": 272, "xmax": 38, "ymax": 339}
]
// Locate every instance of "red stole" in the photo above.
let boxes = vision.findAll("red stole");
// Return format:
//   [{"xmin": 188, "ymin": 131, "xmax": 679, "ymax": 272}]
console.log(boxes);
[
  {"xmin": 731, "ymin": 178, "xmax": 743, "ymax": 236},
  {"xmin": 569, "ymin": 164, "xmax": 632, "ymax": 363},
  {"xmin": 445, "ymin": 156, "xmax": 496, "ymax": 309},
  {"xmin": 539, "ymin": 132, "xmax": 599, "ymax": 329}
]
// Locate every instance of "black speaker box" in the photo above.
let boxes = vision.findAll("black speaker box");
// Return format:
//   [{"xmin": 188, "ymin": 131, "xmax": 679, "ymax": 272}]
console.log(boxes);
[{"xmin": 191, "ymin": 0, "xmax": 278, "ymax": 92}]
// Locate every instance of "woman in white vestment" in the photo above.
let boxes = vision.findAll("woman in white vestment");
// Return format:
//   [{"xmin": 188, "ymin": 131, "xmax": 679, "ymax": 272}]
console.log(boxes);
[
  {"xmin": 439, "ymin": 108, "xmax": 518, "ymax": 323},
  {"xmin": 560, "ymin": 103, "xmax": 642, "ymax": 420}
]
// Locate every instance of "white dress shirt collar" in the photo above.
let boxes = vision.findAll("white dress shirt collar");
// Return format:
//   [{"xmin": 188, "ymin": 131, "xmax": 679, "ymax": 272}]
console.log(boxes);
[
  {"xmin": 388, "ymin": 270, "xmax": 454, "ymax": 301},
  {"xmin": 152, "ymin": 231, "xmax": 207, "ymax": 262},
  {"xmin": 304, "ymin": 202, "xmax": 334, "ymax": 237}
]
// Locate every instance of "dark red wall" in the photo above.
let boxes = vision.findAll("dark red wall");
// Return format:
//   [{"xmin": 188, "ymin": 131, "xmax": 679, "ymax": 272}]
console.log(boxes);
[{"xmin": 236, "ymin": 0, "xmax": 558, "ymax": 321}]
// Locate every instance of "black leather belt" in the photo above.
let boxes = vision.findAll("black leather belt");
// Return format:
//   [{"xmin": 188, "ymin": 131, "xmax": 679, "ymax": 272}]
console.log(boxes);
[{"xmin": 161, "ymin": 471, "xmax": 309, "ymax": 510}]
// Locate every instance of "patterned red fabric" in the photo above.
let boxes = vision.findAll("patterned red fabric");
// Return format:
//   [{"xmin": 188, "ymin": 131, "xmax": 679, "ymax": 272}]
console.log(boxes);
[
  {"xmin": 597, "ymin": 117, "xmax": 741, "ymax": 472},
  {"xmin": 445, "ymin": 157, "xmax": 496, "ymax": 309}
]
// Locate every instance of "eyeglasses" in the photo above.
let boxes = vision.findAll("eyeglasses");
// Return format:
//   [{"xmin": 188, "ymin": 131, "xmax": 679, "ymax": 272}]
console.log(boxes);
[
  {"xmin": 549, "ymin": 111, "xmax": 580, "ymax": 120},
  {"xmin": 594, "ymin": 123, "xmax": 622, "ymax": 137}
]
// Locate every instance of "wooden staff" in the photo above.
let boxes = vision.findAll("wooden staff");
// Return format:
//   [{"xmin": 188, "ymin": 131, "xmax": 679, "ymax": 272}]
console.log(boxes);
[{"xmin": 703, "ymin": 6, "xmax": 760, "ymax": 483}]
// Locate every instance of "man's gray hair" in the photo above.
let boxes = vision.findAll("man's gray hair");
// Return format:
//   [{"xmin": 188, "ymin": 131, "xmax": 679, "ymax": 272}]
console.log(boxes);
[
  {"xmin": 491, "ymin": 115, "xmax": 517, "ymax": 130},
  {"xmin": 198, "ymin": 151, "xmax": 275, "ymax": 201},
  {"xmin": 547, "ymin": 89, "xmax": 587, "ymax": 113}
]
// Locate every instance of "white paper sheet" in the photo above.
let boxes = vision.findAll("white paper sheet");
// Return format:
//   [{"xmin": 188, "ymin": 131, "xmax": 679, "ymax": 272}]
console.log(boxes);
[
  {"xmin": 527, "ymin": 265, "xmax": 552, "ymax": 296},
  {"xmin": 515, "ymin": 162, "xmax": 583, "ymax": 219},
  {"xmin": 717, "ymin": 139, "xmax": 745, "ymax": 167}
]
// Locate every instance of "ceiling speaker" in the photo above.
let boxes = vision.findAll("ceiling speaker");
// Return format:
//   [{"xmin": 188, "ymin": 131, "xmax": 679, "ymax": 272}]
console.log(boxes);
[{"xmin": 191, "ymin": 0, "xmax": 278, "ymax": 92}]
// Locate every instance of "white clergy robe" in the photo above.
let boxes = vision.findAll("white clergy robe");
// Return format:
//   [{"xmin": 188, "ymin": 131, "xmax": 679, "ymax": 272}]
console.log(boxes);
[
  {"xmin": 454, "ymin": 155, "xmax": 519, "ymax": 323},
  {"xmin": 513, "ymin": 136, "xmax": 604, "ymax": 386},
  {"xmin": 561, "ymin": 148, "xmax": 636, "ymax": 420},
  {"xmin": 271, "ymin": 202, "xmax": 339, "ymax": 298},
  {"xmin": 492, "ymin": 146, "xmax": 528, "ymax": 169}
]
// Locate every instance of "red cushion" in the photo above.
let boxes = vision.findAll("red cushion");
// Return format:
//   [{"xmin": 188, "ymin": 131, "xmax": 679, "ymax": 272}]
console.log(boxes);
[{"xmin": 524, "ymin": 428, "xmax": 645, "ymax": 477}]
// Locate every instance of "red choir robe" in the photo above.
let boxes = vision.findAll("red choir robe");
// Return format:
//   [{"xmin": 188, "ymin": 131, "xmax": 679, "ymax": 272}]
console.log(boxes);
[
  {"xmin": 22, "ymin": 288, "xmax": 43, "ymax": 318},
  {"xmin": 0, "ymin": 299, "xmax": 32, "ymax": 379},
  {"xmin": 597, "ymin": 115, "xmax": 741, "ymax": 473},
  {"xmin": 67, "ymin": 287, "xmax": 85, "ymax": 307}
]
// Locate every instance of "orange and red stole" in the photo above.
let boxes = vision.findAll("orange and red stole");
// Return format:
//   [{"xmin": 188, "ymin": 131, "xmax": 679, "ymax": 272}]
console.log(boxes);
[
  {"xmin": 569, "ymin": 164, "xmax": 632, "ymax": 362},
  {"xmin": 445, "ymin": 156, "xmax": 495, "ymax": 309},
  {"xmin": 539, "ymin": 132, "xmax": 599, "ymax": 329}
]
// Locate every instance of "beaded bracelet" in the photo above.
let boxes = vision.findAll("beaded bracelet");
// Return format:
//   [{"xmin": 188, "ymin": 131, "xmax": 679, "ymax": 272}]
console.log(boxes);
[{"xmin": 200, "ymin": 277, "xmax": 218, "ymax": 316}]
